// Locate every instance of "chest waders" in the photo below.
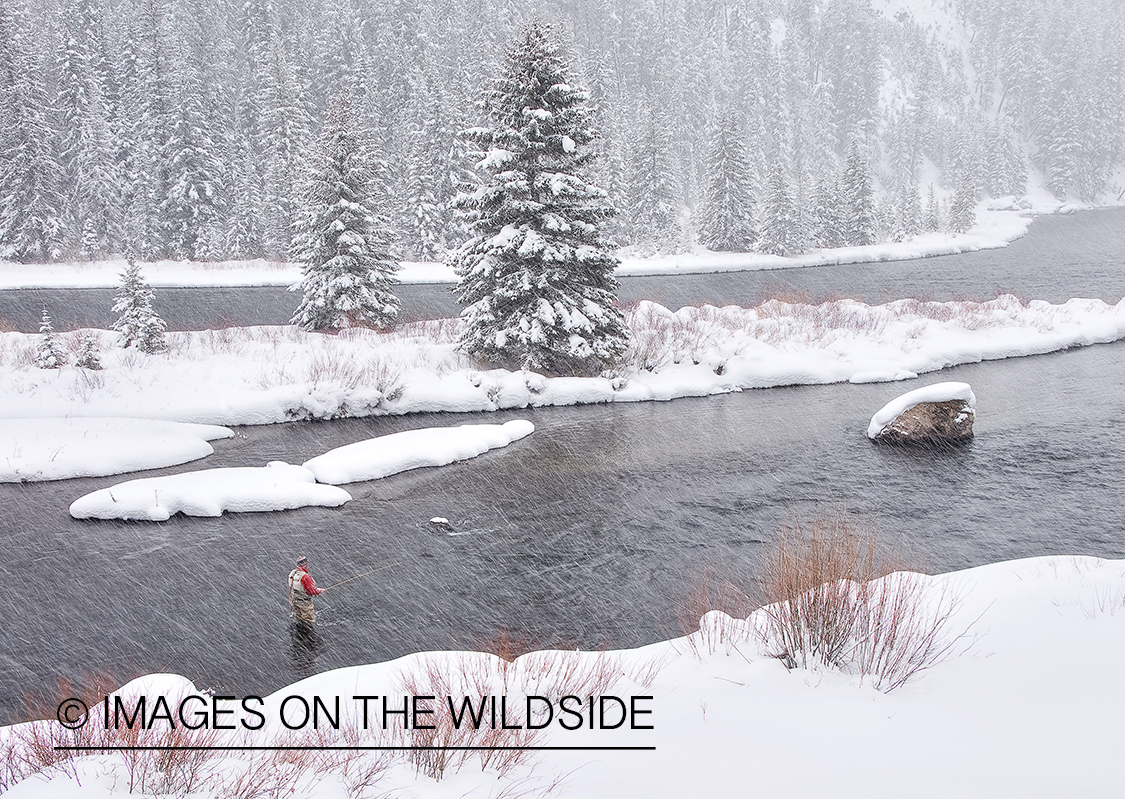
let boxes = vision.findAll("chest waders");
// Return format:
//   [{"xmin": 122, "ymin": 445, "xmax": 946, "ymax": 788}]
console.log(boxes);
[{"xmin": 288, "ymin": 569, "xmax": 316, "ymax": 624}]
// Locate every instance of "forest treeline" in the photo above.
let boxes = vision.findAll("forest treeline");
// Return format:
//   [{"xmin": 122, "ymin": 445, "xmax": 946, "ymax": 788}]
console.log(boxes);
[{"xmin": 0, "ymin": 0, "xmax": 1121, "ymax": 264}]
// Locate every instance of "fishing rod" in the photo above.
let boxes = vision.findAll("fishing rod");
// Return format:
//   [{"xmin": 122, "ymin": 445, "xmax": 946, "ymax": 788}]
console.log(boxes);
[{"xmin": 320, "ymin": 562, "xmax": 401, "ymax": 592}]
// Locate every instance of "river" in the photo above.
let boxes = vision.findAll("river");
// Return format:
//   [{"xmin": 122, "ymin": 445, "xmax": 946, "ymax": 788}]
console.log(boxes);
[
  {"xmin": 1, "ymin": 209, "xmax": 1123, "ymax": 726},
  {"xmin": 1, "ymin": 208, "xmax": 1123, "ymax": 332}
]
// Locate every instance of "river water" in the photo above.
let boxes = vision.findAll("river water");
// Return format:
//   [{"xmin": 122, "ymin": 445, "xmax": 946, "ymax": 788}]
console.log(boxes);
[
  {"xmin": 1, "ymin": 208, "xmax": 1124, "ymax": 332},
  {"xmin": 1, "ymin": 209, "xmax": 1124, "ymax": 725}
]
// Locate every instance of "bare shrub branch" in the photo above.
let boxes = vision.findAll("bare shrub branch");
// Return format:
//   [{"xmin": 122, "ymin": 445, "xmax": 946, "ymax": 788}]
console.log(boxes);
[{"xmin": 753, "ymin": 513, "xmax": 968, "ymax": 690}]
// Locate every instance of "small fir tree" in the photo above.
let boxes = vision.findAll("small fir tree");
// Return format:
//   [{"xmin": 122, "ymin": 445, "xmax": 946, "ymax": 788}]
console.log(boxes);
[
  {"xmin": 35, "ymin": 309, "xmax": 66, "ymax": 369},
  {"xmin": 948, "ymin": 175, "xmax": 978, "ymax": 234},
  {"xmin": 75, "ymin": 331, "xmax": 102, "ymax": 369},
  {"xmin": 112, "ymin": 259, "xmax": 167, "ymax": 353},
  {"xmin": 698, "ymin": 112, "xmax": 757, "ymax": 252},
  {"xmin": 450, "ymin": 23, "xmax": 628, "ymax": 376},
  {"xmin": 290, "ymin": 99, "xmax": 401, "ymax": 332}
]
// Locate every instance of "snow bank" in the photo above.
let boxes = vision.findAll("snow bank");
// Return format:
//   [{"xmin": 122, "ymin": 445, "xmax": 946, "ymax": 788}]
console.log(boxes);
[
  {"xmin": 1, "ymin": 295, "xmax": 1123, "ymax": 426},
  {"xmin": 0, "ymin": 418, "xmax": 232, "ymax": 482},
  {"xmin": 867, "ymin": 381, "xmax": 976, "ymax": 439},
  {"xmin": 0, "ymin": 208, "xmax": 1033, "ymax": 288},
  {"xmin": 4, "ymin": 555, "xmax": 1123, "ymax": 797},
  {"xmin": 68, "ymin": 462, "xmax": 351, "ymax": 520},
  {"xmin": 616, "ymin": 208, "xmax": 1033, "ymax": 276},
  {"xmin": 303, "ymin": 419, "xmax": 534, "ymax": 484}
]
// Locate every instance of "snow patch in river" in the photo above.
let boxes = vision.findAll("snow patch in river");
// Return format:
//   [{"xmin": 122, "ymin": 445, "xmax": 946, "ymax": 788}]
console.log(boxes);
[{"xmin": 0, "ymin": 418, "xmax": 232, "ymax": 482}]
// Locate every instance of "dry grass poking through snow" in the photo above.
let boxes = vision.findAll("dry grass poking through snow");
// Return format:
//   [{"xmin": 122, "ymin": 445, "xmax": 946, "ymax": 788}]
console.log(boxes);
[
  {"xmin": 675, "ymin": 564, "xmax": 756, "ymax": 658},
  {"xmin": 394, "ymin": 641, "xmax": 661, "ymax": 782},
  {"xmin": 753, "ymin": 514, "xmax": 967, "ymax": 691},
  {"xmin": 1, "ymin": 293, "xmax": 1122, "ymax": 423},
  {"xmin": 671, "ymin": 514, "xmax": 971, "ymax": 690},
  {"xmin": 621, "ymin": 293, "xmax": 1121, "ymax": 373}
]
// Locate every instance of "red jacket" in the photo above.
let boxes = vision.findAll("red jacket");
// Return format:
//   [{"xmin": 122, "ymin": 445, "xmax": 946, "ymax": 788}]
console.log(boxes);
[{"xmin": 295, "ymin": 565, "xmax": 323, "ymax": 597}]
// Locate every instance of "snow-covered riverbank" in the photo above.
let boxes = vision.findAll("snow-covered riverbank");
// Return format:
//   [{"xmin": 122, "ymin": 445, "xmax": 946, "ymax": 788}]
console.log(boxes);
[
  {"xmin": 2, "ymin": 554, "xmax": 1122, "ymax": 798},
  {"xmin": 1, "ymin": 294, "xmax": 1123, "ymax": 427},
  {"xmin": 0, "ymin": 207, "xmax": 1034, "ymax": 289}
]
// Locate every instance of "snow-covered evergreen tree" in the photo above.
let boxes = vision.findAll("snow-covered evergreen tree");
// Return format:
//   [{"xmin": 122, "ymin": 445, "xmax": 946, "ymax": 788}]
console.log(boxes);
[
  {"xmin": 923, "ymin": 183, "xmax": 941, "ymax": 232},
  {"xmin": 947, "ymin": 175, "xmax": 977, "ymax": 234},
  {"xmin": 450, "ymin": 22, "xmax": 627, "ymax": 376},
  {"xmin": 290, "ymin": 99, "xmax": 401, "ymax": 332},
  {"xmin": 225, "ymin": 105, "xmax": 265, "ymax": 259},
  {"xmin": 118, "ymin": 0, "xmax": 172, "ymax": 262},
  {"xmin": 625, "ymin": 100, "xmax": 682, "ymax": 251},
  {"xmin": 698, "ymin": 112, "xmax": 757, "ymax": 252},
  {"xmin": 113, "ymin": 259, "xmax": 167, "ymax": 353},
  {"xmin": 840, "ymin": 140, "xmax": 877, "ymax": 246},
  {"xmin": 891, "ymin": 183, "xmax": 922, "ymax": 242},
  {"xmin": 160, "ymin": 41, "xmax": 224, "ymax": 260},
  {"xmin": 809, "ymin": 177, "xmax": 843, "ymax": 249},
  {"xmin": 56, "ymin": 0, "xmax": 120, "ymax": 260},
  {"xmin": 758, "ymin": 160, "xmax": 806, "ymax": 257},
  {"xmin": 75, "ymin": 331, "xmax": 102, "ymax": 369},
  {"xmin": 400, "ymin": 91, "xmax": 452, "ymax": 261},
  {"xmin": 0, "ymin": 11, "xmax": 65, "ymax": 263},
  {"xmin": 36, "ymin": 309, "xmax": 67, "ymax": 369},
  {"xmin": 260, "ymin": 37, "xmax": 311, "ymax": 260}
]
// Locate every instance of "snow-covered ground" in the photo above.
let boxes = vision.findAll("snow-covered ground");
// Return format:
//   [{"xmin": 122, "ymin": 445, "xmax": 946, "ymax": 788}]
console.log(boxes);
[
  {"xmin": 0, "ymin": 294, "xmax": 1122, "ymax": 427},
  {"xmin": 0, "ymin": 207, "xmax": 1032, "ymax": 288},
  {"xmin": 0, "ymin": 418, "xmax": 231, "ymax": 482},
  {"xmin": 2, "ymin": 555, "xmax": 1122, "ymax": 797}
]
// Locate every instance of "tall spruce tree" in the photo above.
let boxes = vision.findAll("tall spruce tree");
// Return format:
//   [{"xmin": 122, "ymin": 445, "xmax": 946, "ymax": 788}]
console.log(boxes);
[
  {"xmin": 290, "ymin": 99, "xmax": 401, "ymax": 332},
  {"xmin": 56, "ymin": 0, "xmax": 120, "ymax": 259},
  {"xmin": 840, "ymin": 140, "xmax": 877, "ymax": 246},
  {"xmin": 260, "ymin": 37, "xmax": 311, "ymax": 260},
  {"xmin": 450, "ymin": 23, "xmax": 627, "ymax": 376},
  {"xmin": 698, "ymin": 112, "xmax": 757, "ymax": 252},
  {"xmin": 891, "ymin": 183, "xmax": 922, "ymax": 242},
  {"xmin": 809, "ymin": 176, "xmax": 843, "ymax": 249},
  {"xmin": 758, "ymin": 160, "xmax": 805, "ymax": 257},
  {"xmin": 0, "ymin": 14, "xmax": 65, "ymax": 263},
  {"xmin": 160, "ymin": 38, "xmax": 224, "ymax": 260},
  {"xmin": 948, "ymin": 174, "xmax": 977, "ymax": 234},
  {"xmin": 923, "ymin": 183, "xmax": 941, "ymax": 232},
  {"xmin": 625, "ymin": 101, "xmax": 682, "ymax": 251}
]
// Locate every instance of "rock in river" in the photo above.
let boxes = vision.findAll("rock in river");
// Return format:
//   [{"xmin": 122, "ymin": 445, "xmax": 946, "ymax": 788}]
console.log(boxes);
[{"xmin": 867, "ymin": 382, "xmax": 976, "ymax": 444}]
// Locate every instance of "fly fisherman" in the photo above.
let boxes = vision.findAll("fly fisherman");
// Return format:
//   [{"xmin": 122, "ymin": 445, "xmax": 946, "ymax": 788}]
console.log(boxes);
[{"xmin": 288, "ymin": 556, "xmax": 324, "ymax": 624}]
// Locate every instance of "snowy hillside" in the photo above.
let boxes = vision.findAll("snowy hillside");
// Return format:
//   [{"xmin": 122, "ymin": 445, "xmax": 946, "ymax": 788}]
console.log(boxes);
[{"xmin": 1, "ymin": 0, "xmax": 1121, "ymax": 266}]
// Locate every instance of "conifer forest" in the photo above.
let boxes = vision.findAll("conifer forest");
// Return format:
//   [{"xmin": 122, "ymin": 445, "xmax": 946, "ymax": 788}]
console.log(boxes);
[{"xmin": 1, "ymin": 0, "xmax": 1122, "ymax": 266}]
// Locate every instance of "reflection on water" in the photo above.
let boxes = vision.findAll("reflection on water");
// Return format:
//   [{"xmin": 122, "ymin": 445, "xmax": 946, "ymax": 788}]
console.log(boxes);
[{"xmin": 288, "ymin": 622, "xmax": 323, "ymax": 680}]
